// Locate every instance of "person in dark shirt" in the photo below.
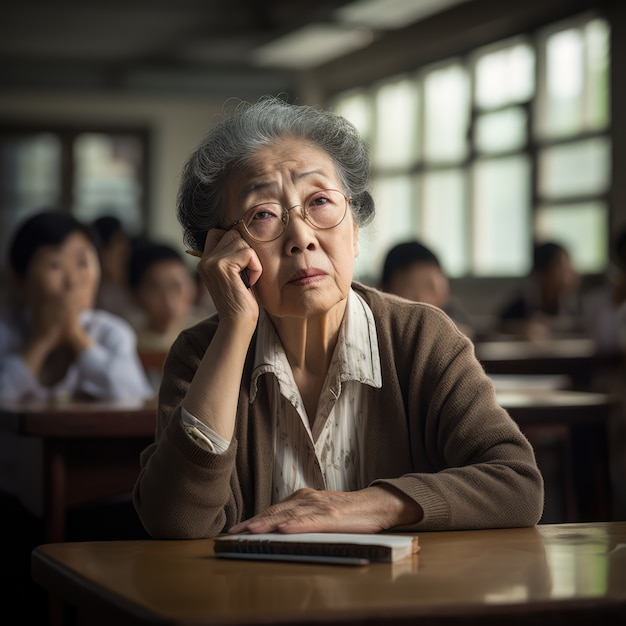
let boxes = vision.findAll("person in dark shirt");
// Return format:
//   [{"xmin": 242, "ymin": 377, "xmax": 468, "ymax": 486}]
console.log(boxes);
[
  {"xmin": 380, "ymin": 239, "xmax": 475, "ymax": 339},
  {"xmin": 498, "ymin": 241, "xmax": 583, "ymax": 340}
]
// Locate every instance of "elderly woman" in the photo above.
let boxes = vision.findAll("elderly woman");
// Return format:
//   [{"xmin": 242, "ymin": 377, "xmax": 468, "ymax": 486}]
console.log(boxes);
[{"xmin": 133, "ymin": 97, "xmax": 543, "ymax": 539}]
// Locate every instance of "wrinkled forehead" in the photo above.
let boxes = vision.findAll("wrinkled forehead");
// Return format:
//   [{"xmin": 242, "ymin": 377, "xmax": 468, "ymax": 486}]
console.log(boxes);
[{"xmin": 224, "ymin": 138, "xmax": 341, "ymax": 201}]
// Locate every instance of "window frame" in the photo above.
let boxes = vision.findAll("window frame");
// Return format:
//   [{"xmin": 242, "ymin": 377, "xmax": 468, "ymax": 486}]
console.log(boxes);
[
  {"xmin": 0, "ymin": 121, "xmax": 151, "ymax": 239},
  {"xmin": 328, "ymin": 10, "xmax": 610, "ymax": 282}
]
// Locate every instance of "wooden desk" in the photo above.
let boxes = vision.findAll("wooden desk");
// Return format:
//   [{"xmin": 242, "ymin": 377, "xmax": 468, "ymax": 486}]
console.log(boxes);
[
  {"xmin": 0, "ymin": 399, "xmax": 156, "ymax": 543},
  {"xmin": 476, "ymin": 337, "xmax": 598, "ymax": 389},
  {"xmin": 31, "ymin": 522, "xmax": 626, "ymax": 626},
  {"xmin": 497, "ymin": 389, "xmax": 615, "ymax": 523}
]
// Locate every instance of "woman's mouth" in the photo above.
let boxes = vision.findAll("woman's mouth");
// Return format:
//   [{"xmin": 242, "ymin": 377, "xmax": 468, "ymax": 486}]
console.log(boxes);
[{"xmin": 288, "ymin": 268, "xmax": 327, "ymax": 285}]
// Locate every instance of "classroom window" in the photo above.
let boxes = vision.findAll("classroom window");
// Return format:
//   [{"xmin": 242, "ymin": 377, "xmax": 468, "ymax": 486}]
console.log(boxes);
[
  {"xmin": 0, "ymin": 126, "xmax": 149, "ymax": 270},
  {"xmin": 73, "ymin": 133, "xmax": 145, "ymax": 233},
  {"xmin": 373, "ymin": 78, "xmax": 420, "ymax": 167},
  {"xmin": 330, "ymin": 13, "xmax": 610, "ymax": 283},
  {"xmin": 423, "ymin": 63, "xmax": 470, "ymax": 163}
]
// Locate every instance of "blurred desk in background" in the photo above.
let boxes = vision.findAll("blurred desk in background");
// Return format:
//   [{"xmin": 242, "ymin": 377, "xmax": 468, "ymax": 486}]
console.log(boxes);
[
  {"xmin": 0, "ymin": 399, "xmax": 156, "ymax": 543},
  {"xmin": 489, "ymin": 373, "xmax": 572, "ymax": 392},
  {"xmin": 496, "ymin": 389, "xmax": 616, "ymax": 523},
  {"xmin": 476, "ymin": 337, "xmax": 598, "ymax": 389}
]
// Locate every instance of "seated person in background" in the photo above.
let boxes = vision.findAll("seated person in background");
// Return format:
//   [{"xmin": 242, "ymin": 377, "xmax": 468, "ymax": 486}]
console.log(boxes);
[
  {"xmin": 0, "ymin": 210, "xmax": 153, "ymax": 517},
  {"xmin": 92, "ymin": 214, "xmax": 139, "ymax": 320},
  {"xmin": 128, "ymin": 241, "xmax": 205, "ymax": 353},
  {"xmin": 133, "ymin": 96, "xmax": 543, "ymax": 540},
  {"xmin": 497, "ymin": 240, "xmax": 583, "ymax": 341},
  {"xmin": 584, "ymin": 227, "xmax": 626, "ymax": 356},
  {"xmin": 583, "ymin": 227, "xmax": 626, "ymax": 519},
  {"xmin": 0, "ymin": 210, "xmax": 153, "ymax": 402},
  {"xmin": 380, "ymin": 239, "xmax": 475, "ymax": 339},
  {"xmin": 0, "ymin": 211, "xmax": 153, "ymax": 612}
]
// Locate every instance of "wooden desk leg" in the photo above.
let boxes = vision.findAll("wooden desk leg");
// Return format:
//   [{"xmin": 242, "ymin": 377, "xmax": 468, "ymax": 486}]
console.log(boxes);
[
  {"xmin": 42, "ymin": 441, "xmax": 70, "ymax": 626},
  {"xmin": 42, "ymin": 441, "xmax": 67, "ymax": 543}
]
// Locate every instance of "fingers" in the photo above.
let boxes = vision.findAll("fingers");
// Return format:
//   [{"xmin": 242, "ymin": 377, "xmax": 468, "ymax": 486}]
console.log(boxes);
[
  {"xmin": 227, "ymin": 488, "xmax": 389, "ymax": 535},
  {"xmin": 198, "ymin": 229, "xmax": 261, "ymax": 290},
  {"xmin": 188, "ymin": 229, "xmax": 261, "ymax": 327}
]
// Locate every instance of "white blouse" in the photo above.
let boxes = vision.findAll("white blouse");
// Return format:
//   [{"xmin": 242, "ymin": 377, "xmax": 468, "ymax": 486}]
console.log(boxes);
[{"xmin": 182, "ymin": 289, "xmax": 383, "ymax": 503}]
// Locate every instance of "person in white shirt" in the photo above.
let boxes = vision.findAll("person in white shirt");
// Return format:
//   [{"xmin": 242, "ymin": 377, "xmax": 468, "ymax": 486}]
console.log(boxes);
[{"xmin": 0, "ymin": 210, "xmax": 153, "ymax": 514}]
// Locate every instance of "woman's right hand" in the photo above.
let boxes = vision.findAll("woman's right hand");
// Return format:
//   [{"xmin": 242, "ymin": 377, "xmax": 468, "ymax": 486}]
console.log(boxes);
[
  {"xmin": 183, "ymin": 229, "xmax": 262, "ymax": 439},
  {"xmin": 194, "ymin": 229, "xmax": 262, "ymax": 332}
]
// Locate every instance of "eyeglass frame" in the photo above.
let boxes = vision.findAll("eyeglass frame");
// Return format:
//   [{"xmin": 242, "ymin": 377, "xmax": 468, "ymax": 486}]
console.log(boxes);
[{"xmin": 225, "ymin": 188, "xmax": 352, "ymax": 243}]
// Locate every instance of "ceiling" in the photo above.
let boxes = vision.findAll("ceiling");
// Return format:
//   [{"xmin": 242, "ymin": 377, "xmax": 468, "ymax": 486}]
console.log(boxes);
[{"xmin": 0, "ymin": 0, "xmax": 470, "ymax": 100}]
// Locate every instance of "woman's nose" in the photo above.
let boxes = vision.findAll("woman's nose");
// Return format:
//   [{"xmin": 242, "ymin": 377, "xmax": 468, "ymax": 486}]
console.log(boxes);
[{"xmin": 283, "ymin": 206, "xmax": 316, "ymax": 253}]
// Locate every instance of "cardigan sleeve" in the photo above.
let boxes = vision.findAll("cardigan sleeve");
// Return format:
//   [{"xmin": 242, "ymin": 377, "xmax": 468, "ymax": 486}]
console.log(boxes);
[
  {"xmin": 371, "ymin": 302, "xmax": 544, "ymax": 531},
  {"xmin": 132, "ymin": 321, "xmax": 248, "ymax": 539}
]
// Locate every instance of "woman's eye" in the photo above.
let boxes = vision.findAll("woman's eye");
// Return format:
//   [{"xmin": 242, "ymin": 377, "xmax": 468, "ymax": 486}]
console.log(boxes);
[
  {"xmin": 309, "ymin": 194, "xmax": 331, "ymax": 208},
  {"xmin": 250, "ymin": 204, "xmax": 280, "ymax": 221}
]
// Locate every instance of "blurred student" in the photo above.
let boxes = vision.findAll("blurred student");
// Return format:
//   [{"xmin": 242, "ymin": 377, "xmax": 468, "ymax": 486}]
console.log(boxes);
[
  {"xmin": 92, "ymin": 214, "xmax": 138, "ymax": 320},
  {"xmin": 584, "ymin": 228, "xmax": 626, "ymax": 355},
  {"xmin": 497, "ymin": 241, "xmax": 583, "ymax": 341},
  {"xmin": 583, "ymin": 228, "xmax": 626, "ymax": 519},
  {"xmin": 0, "ymin": 211, "xmax": 153, "ymax": 404},
  {"xmin": 0, "ymin": 211, "xmax": 153, "ymax": 619},
  {"xmin": 381, "ymin": 240, "xmax": 475, "ymax": 339},
  {"xmin": 128, "ymin": 241, "xmax": 205, "ymax": 353},
  {"xmin": 0, "ymin": 211, "xmax": 153, "ymax": 508}
]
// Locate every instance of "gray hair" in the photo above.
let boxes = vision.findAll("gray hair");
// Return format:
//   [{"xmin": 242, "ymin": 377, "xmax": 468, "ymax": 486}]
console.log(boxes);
[{"xmin": 177, "ymin": 96, "xmax": 375, "ymax": 252}]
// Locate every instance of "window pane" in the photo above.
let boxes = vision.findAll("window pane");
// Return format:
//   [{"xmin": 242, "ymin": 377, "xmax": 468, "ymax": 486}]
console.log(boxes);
[
  {"xmin": 331, "ymin": 89, "xmax": 373, "ymax": 143},
  {"xmin": 0, "ymin": 133, "xmax": 61, "ymax": 211},
  {"xmin": 475, "ymin": 41, "xmax": 534, "ymax": 109},
  {"xmin": 535, "ymin": 202, "xmax": 607, "ymax": 273},
  {"xmin": 538, "ymin": 137, "xmax": 610, "ymax": 199},
  {"xmin": 475, "ymin": 107, "xmax": 527, "ymax": 154},
  {"xmin": 357, "ymin": 175, "xmax": 418, "ymax": 283},
  {"xmin": 472, "ymin": 156, "xmax": 531, "ymax": 276},
  {"xmin": 422, "ymin": 169, "xmax": 467, "ymax": 276},
  {"xmin": 373, "ymin": 77, "xmax": 420, "ymax": 167},
  {"xmin": 545, "ymin": 27, "xmax": 584, "ymax": 136},
  {"xmin": 73, "ymin": 133, "xmax": 144, "ymax": 232},
  {"xmin": 423, "ymin": 63, "xmax": 469, "ymax": 163},
  {"xmin": 538, "ymin": 18, "xmax": 609, "ymax": 138},
  {"xmin": 0, "ymin": 134, "xmax": 61, "ymax": 269},
  {"xmin": 584, "ymin": 19, "xmax": 610, "ymax": 130}
]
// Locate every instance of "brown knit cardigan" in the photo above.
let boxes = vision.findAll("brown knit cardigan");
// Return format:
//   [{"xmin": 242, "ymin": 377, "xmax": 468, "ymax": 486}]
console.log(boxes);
[{"xmin": 133, "ymin": 282, "xmax": 544, "ymax": 538}]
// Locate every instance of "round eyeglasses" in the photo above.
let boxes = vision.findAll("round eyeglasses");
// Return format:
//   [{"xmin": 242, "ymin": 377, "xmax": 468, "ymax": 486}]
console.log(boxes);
[{"xmin": 227, "ymin": 188, "xmax": 350, "ymax": 243}]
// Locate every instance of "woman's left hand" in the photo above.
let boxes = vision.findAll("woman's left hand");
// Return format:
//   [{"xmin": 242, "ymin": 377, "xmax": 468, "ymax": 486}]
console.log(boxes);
[{"xmin": 227, "ymin": 486, "xmax": 422, "ymax": 535}]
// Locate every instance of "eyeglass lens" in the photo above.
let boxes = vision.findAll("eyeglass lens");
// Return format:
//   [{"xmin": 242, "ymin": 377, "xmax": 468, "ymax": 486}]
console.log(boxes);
[{"xmin": 242, "ymin": 189, "xmax": 347, "ymax": 242}]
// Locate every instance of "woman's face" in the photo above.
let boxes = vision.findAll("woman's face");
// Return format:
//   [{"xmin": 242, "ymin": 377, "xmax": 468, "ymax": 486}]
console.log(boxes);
[
  {"xmin": 222, "ymin": 138, "xmax": 359, "ymax": 321},
  {"xmin": 21, "ymin": 231, "xmax": 101, "ymax": 310}
]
